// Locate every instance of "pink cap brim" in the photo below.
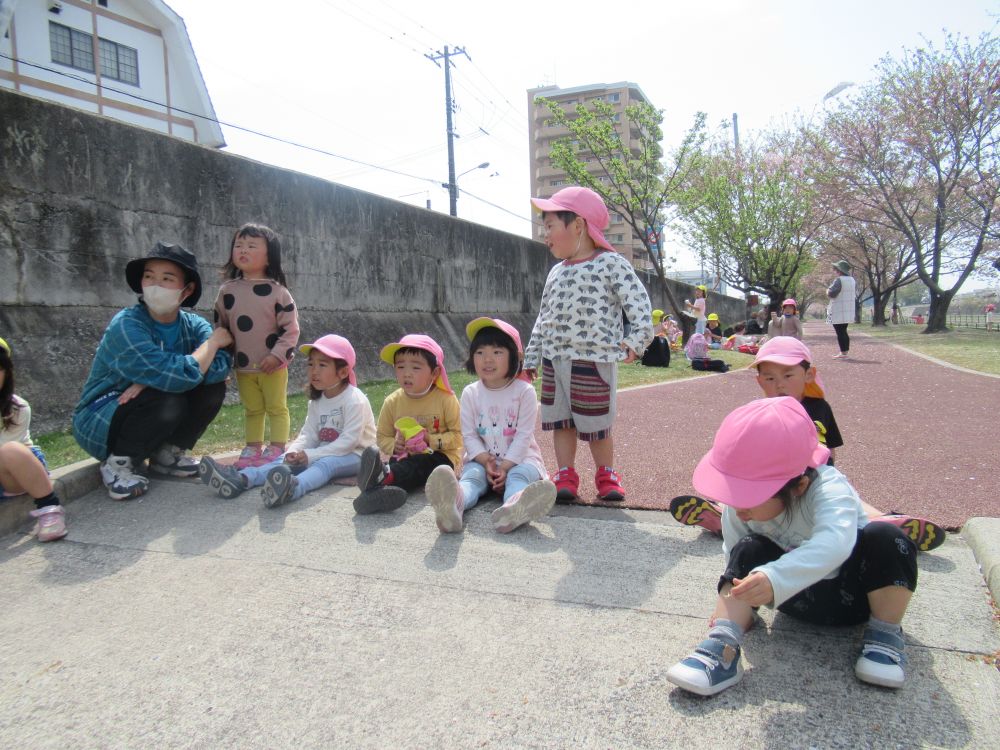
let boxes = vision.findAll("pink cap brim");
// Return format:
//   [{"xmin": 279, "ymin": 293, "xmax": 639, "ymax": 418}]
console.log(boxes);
[
  {"xmin": 692, "ymin": 441, "xmax": 831, "ymax": 509},
  {"xmin": 530, "ymin": 197, "xmax": 614, "ymax": 252}
]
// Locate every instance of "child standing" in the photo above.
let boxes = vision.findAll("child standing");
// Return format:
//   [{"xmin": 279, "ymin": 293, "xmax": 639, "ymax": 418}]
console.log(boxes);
[
  {"xmin": 768, "ymin": 298, "xmax": 803, "ymax": 339},
  {"xmin": 524, "ymin": 187, "xmax": 653, "ymax": 502},
  {"xmin": 670, "ymin": 337, "xmax": 945, "ymax": 550},
  {"xmin": 214, "ymin": 223, "xmax": 300, "ymax": 468},
  {"xmin": 354, "ymin": 334, "xmax": 462, "ymax": 515},
  {"xmin": 683, "ymin": 285, "xmax": 708, "ymax": 334},
  {"xmin": 0, "ymin": 337, "xmax": 66, "ymax": 541},
  {"xmin": 199, "ymin": 335, "xmax": 376, "ymax": 508},
  {"xmin": 667, "ymin": 397, "xmax": 918, "ymax": 696},
  {"xmin": 427, "ymin": 318, "xmax": 556, "ymax": 534}
]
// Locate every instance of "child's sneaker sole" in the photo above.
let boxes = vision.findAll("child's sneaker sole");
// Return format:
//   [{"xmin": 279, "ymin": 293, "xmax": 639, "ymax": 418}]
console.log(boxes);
[
  {"xmin": 357, "ymin": 446, "xmax": 384, "ymax": 492},
  {"xmin": 198, "ymin": 457, "xmax": 245, "ymax": 499},
  {"xmin": 262, "ymin": 465, "xmax": 296, "ymax": 508},
  {"xmin": 426, "ymin": 465, "xmax": 463, "ymax": 533},
  {"xmin": 353, "ymin": 485, "xmax": 407, "ymax": 515},
  {"xmin": 878, "ymin": 514, "xmax": 946, "ymax": 552},
  {"xmin": 669, "ymin": 495, "xmax": 723, "ymax": 536},
  {"xmin": 492, "ymin": 480, "xmax": 556, "ymax": 533}
]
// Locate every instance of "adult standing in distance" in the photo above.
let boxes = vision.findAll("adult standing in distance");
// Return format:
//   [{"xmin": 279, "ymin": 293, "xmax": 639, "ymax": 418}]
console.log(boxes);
[{"xmin": 827, "ymin": 260, "xmax": 856, "ymax": 359}]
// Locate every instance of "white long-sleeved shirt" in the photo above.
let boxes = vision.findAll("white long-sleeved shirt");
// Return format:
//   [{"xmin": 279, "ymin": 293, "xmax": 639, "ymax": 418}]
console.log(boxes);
[
  {"xmin": 459, "ymin": 379, "xmax": 546, "ymax": 477},
  {"xmin": 0, "ymin": 395, "xmax": 33, "ymax": 447},
  {"xmin": 287, "ymin": 385, "xmax": 376, "ymax": 463},
  {"xmin": 721, "ymin": 463, "xmax": 870, "ymax": 608},
  {"xmin": 524, "ymin": 250, "xmax": 652, "ymax": 368}
]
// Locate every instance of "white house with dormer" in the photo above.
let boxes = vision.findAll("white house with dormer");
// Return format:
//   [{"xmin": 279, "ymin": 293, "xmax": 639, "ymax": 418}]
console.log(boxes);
[{"xmin": 0, "ymin": 0, "xmax": 223, "ymax": 146}]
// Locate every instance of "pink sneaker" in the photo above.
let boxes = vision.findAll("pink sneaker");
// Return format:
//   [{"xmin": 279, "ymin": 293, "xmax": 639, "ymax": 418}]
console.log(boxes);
[
  {"xmin": 258, "ymin": 445, "xmax": 284, "ymax": 465},
  {"xmin": 30, "ymin": 505, "xmax": 67, "ymax": 542},
  {"xmin": 234, "ymin": 446, "xmax": 262, "ymax": 469}
]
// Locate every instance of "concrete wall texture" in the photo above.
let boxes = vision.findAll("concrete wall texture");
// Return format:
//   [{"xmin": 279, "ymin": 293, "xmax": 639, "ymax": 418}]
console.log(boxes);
[{"xmin": 0, "ymin": 88, "xmax": 742, "ymax": 432}]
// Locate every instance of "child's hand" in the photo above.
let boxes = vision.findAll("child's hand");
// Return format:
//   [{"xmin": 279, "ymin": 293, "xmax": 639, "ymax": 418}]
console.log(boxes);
[
  {"xmin": 621, "ymin": 344, "xmax": 639, "ymax": 363},
  {"xmin": 118, "ymin": 383, "xmax": 147, "ymax": 404},
  {"xmin": 210, "ymin": 327, "xmax": 234, "ymax": 349},
  {"xmin": 486, "ymin": 458, "xmax": 506, "ymax": 491},
  {"xmin": 730, "ymin": 572, "xmax": 774, "ymax": 607},
  {"xmin": 524, "ymin": 368, "xmax": 537, "ymax": 382},
  {"xmin": 259, "ymin": 354, "xmax": 283, "ymax": 374},
  {"xmin": 284, "ymin": 450, "xmax": 307, "ymax": 466}
]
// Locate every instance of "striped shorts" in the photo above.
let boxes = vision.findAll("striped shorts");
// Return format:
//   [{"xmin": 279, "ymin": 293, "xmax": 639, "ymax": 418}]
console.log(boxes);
[{"xmin": 540, "ymin": 358, "xmax": 617, "ymax": 441}]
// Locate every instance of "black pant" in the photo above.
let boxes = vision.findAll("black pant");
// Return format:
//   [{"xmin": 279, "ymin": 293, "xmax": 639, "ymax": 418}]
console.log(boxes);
[
  {"xmin": 387, "ymin": 451, "xmax": 452, "ymax": 492},
  {"xmin": 720, "ymin": 523, "xmax": 917, "ymax": 627},
  {"xmin": 833, "ymin": 323, "xmax": 850, "ymax": 353},
  {"xmin": 107, "ymin": 381, "xmax": 226, "ymax": 459}
]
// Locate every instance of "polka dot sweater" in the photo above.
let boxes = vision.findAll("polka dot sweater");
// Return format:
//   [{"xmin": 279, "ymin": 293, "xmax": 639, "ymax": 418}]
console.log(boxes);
[{"xmin": 213, "ymin": 278, "xmax": 301, "ymax": 373}]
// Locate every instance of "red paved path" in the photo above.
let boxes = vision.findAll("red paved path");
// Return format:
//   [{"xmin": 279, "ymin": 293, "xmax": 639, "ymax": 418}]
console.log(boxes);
[{"xmin": 538, "ymin": 321, "xmax": 999, "ymax": 529}]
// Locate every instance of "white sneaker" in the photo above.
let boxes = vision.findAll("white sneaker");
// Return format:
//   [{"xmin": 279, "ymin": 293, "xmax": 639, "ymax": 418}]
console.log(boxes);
[
  {"xmin": 101, "ymin": 454, "xmax": 150, "ymax": 501},
  {"xmin": 491, "ymin": 480, "xmax": 556, "ymax": 533},
  {"xmin": 150, "ymin": 444, "xmax": 199, "ymax": 477},
  {"xmin": 426, "ymin": 465, "xmax": 464, "ymax": 533}
]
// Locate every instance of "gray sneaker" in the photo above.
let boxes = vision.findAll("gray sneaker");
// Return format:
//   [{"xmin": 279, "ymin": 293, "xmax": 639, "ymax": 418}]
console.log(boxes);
[
  {"xmin": 357, "ymin": 446, "xmax": 387, "ymax": 491},
  {"xmin": 150, "ymin": 444, "xmax": 199, "ymax": 477},
  {"xmin": 262, "ymin": 464, "xmax": 299, "ymax": 508},
  {"xmin": 353, "ymin": 485, "xmax": 407, "ymax": 515},
  {"xmin": 198, "ymin": 456, "xmax": 247, "ymax": 499},
  {"xmin": 100, "ymin": 455, "xmax": 150, "ymax": 501}
]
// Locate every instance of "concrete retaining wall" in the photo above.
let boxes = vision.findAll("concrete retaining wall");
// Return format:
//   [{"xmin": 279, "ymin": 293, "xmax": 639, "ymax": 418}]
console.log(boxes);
[{"xmin": 1, "ymin": 87, "xmax": 742, "ymax": 433}]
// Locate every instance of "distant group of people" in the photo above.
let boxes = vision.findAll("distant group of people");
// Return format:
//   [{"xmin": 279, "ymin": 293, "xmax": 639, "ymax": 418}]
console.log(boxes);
[{"xmin": 2, "ymin": 186, "xmax": 946, "ymax": 700}]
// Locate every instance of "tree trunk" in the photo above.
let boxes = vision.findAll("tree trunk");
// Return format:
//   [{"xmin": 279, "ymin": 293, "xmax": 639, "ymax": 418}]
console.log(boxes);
[
  {"xmin": 924, "ymin": 290, "xmax": 954, "ymax": 333},
  {"xmin": 871, "ymin": 290, "xmax": 890, "ymax": 326}
]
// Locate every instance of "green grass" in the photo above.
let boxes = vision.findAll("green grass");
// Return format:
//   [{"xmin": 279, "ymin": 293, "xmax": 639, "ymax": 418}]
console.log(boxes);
[
  {"xmin": 860, "ymin": 325, "xmax": 1000, "ymax": 376},
  {"xmin": 35, "ymin": 350, "xmax": 754, "ymax": 470}
]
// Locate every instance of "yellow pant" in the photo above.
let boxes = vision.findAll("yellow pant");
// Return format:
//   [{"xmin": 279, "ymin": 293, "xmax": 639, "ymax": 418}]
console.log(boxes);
[{"xmin": 236, "ymin": 369, "xmax": 290, "ymax": 444}]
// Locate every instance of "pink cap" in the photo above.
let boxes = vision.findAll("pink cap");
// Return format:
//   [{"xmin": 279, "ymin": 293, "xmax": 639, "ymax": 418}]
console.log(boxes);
[
  {"xmin": 299, "ymin": 334, "xmax": 357, "ymax": 386},
  {"xmin": 692, "ymin": 397, "xmax": 831, "ymax": 509},
  {"xmin": 379, "ymin": 334, "xmax": 452, "ymax": 394},
  {"xmin": 530, "ymin": 186, "xmax": 613, "ymax": 251},
  {"xmin": 781, "ymin": 298, "xmax": 797, "ymax": 309},
  {"xmin": 752, "ymin": 337, "xmax": 825, "ymax": 398}
]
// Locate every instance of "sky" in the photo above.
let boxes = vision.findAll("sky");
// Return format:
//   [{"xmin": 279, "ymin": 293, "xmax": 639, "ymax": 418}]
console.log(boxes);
[{"xmin": 164, "ymin": 0, "xmax": 999, "ymax": 277}]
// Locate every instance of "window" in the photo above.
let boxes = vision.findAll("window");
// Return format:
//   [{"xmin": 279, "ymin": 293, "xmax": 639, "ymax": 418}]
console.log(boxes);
[
  {"xmin": 98, "ymin": 1, "xmax": 109, "ymax": 7},
  {"xmin": 100, "ymin": 38, "xmax": 139, "ymax": 84},
  {"xmin": 608, "ymin": 93, "xmax": 621, "ymax": 103},
  {"xmin": 50, "ymin": 21, "xmax": 139, "ymax": 85},
  {"xmin": 611, "ymin": 234, "xmax": 624, "ymax": 243},
  {"xmin": 550, "ymin": 179, "xmax": 564, "ymax": 187},
  {"xmin": 610, "ymin": 212, "xmax": 624, "ymax": 223},
  {"xmin": 50, "ymin": 22, "xmax": 94, "ymax": 73}
]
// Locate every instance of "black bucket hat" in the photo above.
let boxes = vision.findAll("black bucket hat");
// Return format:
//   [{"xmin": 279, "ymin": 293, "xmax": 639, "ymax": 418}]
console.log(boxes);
[{"xmin": 125, "ymin": 242, "xmax": 202, "ymax": 307}]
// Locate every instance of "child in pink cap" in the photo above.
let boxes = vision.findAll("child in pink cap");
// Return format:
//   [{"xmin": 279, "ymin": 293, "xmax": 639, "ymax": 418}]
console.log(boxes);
[
  {"xmin": 768, "ymin": 298, "xmax": 803, "ymax": 339},
  {"xmin": 670, "ymin": 336, "xmax": 946, "ymax": 551},
  {"xmin": 198, "ymin": 334, "xmax": 376, "ymax": 507},
  {"xmin": 354, "ymin": 334, "xmax": 462, "ymax": 514},
  {"xmin": 666, "ymin": 397, "xmax": 918, "ymax": 696},
  {"xmin": 524, "ymin": 186, "xmax": 653, "ymax": 502},
  {"xmin": 426, "ymin": 318, "xmax": 556, "ymax": 534}
]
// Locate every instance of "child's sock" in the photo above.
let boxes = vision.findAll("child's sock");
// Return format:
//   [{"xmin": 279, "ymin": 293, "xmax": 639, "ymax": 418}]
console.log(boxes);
[
  {"xmin": 33, "ymin": 492, "xmax": 61, "ymax": 509},
  {"xmin": 866, "ymin": 616, "xmax": 903, "ymax": 636},
  {"xmin": 707, "ymin": 618, "xmax": 745, "ymax": 649}
]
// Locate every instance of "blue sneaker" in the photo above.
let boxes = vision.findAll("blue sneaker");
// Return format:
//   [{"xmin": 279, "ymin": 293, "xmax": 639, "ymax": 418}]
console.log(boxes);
[
  {"xmin": 666, "ymin": 637, "xmax": 743, "ymax": 696},
  {"xmin": 855, "ymin": 627, "xmax": 906, "ymax": 688},
  {"xmin": 262, "ymin": 464, "xmax": 299, "ymax": 508}
]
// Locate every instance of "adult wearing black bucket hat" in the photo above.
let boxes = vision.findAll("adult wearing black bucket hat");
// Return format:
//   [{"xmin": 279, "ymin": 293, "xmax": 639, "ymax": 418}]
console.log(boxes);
[{"xmin": 73, "ymin": 242, "xmax": 233, "ymax": 501}]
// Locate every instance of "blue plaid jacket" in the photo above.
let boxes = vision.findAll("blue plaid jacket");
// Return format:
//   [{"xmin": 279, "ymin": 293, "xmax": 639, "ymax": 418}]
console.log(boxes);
[{"xmin": 72, "ymin": 304, "xmax": 231, "ymax": 459}]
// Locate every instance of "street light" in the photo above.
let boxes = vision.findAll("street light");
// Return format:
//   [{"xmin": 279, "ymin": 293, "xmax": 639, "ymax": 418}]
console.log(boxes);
[{"xmin": 443, "ymin": 161, "xmax": 489, "ymax": 217}]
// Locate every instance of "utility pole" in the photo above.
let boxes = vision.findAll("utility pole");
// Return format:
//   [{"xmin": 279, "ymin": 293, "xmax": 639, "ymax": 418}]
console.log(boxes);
[{"xmin": 426, "ymin": 45, "xmax": 469, "ymax": 217}]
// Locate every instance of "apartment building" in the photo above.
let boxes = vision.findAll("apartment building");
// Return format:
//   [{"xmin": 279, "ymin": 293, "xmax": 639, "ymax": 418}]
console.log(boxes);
[
  {"xmin": 0, "ymin": 0, "xmax": 223, "ymax": 146},
  {"xmin": 527, "ymin": 81, "xmax": 654, "ymax": 269}
]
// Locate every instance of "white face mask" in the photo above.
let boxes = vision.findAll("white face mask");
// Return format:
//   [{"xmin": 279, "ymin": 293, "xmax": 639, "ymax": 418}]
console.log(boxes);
[{"xmin": 142, "ymin": 285, "xmax": 185, "ymax": 315}]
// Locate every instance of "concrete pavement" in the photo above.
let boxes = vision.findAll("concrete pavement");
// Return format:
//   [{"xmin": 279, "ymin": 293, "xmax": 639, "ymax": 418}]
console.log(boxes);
[{"xmin": 1, "ymin": 469, "xmax": 998, "ymax": 749}]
